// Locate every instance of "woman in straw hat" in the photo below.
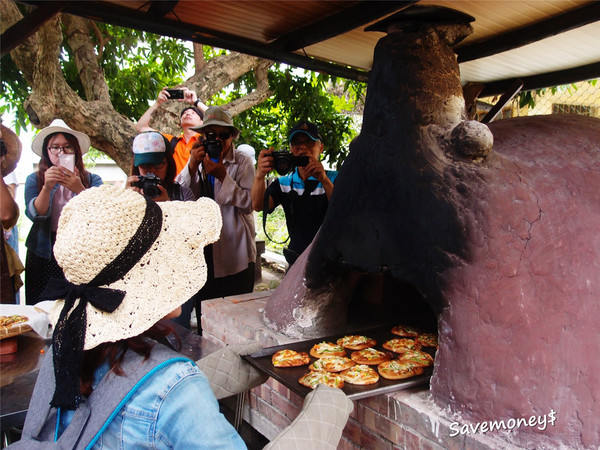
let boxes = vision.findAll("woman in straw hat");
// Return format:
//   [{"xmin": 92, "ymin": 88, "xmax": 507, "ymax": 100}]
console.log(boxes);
[
  {"xmin": 24, "ymin": 119, "xmax": 103, "ymax": 305},
  {"xmin": 9, "ymin": 184, "xmax": 250, "ymax": 448}
]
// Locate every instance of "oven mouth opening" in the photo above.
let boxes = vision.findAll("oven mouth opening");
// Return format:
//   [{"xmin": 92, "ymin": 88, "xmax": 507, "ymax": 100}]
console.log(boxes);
[{"xmin": 345, "ymin": 272, "xmax": 437, "ymax": 333}]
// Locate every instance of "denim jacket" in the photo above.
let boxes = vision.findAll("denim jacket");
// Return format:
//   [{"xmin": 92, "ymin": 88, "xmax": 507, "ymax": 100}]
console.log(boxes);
[
  {"xmin": 24, "ymin": 172, "xmax": 103, "ymax": 258},
  {"xmin": 59, "ymin": 358, "xmax": 246, "ymax": 449}
]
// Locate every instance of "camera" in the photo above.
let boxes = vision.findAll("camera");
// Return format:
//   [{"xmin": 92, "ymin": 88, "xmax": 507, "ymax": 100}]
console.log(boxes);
[
  {"xmin": 201, "ymin": 131, "xmax": 223, "ymax": 159},
  {"xmin": 165, "ymin": 88, "xmax": 184, "ymax": 99},
  {"xmin": 132, "ymin": 173, "xmax": 162, "ymax": 199},
  {"xmin": 271, "ymin": 151, "xmax": 309, "ymax": 175}
]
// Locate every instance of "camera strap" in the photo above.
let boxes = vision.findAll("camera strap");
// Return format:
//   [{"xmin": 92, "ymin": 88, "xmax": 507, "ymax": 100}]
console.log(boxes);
[{"xmin": 262, "ymin": 185, "xmax": 290, "ymax": 245}]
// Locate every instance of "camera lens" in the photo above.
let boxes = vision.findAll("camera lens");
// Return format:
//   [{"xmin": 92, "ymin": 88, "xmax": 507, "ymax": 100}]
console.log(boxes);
[
  {"xmin": 143, "ymin": 183, "xmax": 161, "ymax": 199},
  {"xmin": 274, "ymin": 158, "xmax": 292, "ymax": 175}
]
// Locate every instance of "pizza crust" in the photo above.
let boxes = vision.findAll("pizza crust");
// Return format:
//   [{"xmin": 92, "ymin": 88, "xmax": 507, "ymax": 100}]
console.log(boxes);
[
  {"xmin": 272, "ymin": 349, "xmax": 311, "ymax": 367},
  {"xmin": 390, "ymin": 325, "xmax": 421, "ymax": 337},
  {"xmin": 377, "ymin": 360, "xmax": 424, "ymax": 380},
  {"xmin": 382, "ymin": 338, "xmax": 422, "ymax": 354},
  {"xmin": 350, "ymin": 348, "xmax": 392, "ymax": 365},
  {"xmin": 398, "ymin": 349, "xmax": 434, "ymax": 367},
  {"xmin": 336, "ymin": 335, "xmax": 377, "ymax": 350},
  {"xmin": 298, "ymin": 371, "xmax": 344, "ymax": 389},
  {"xmin": 310, "ymin": 342, "xmax": 346, "ymax": 358},
  {"xmin": 340, "ymin": 364, "xmax": 380, "ymax": 385}
]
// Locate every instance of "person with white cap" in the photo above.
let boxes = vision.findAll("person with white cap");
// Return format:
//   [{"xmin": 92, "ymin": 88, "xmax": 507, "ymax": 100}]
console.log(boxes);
[
  {"xmin": 24, "ymin": 119, "xmax": 103, "ymax": 305},
  {"xmin": 126, "ymin": 131, "xmax": 195, "ymax": 202},
  {"xmin": 177, "ymin": 106, "xmax": 256, "ymax": 333}
]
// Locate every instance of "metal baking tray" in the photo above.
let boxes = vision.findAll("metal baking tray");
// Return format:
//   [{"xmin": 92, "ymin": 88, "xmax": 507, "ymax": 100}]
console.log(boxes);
[{"xmin": 244, "ymin": 326, "xmax": 434, "ymax": 400}]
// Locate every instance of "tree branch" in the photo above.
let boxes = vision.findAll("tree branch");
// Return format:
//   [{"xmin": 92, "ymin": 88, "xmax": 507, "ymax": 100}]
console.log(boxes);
[
  {"xmin": 226, "ymin": 60, "xmax": 274, "ymax": 116},
  {"xmin": 62, "ymin": 15, "xmax": 111, "ymax": 102},
  {"xmin": 193, "ymin": 42, "xmax": 205, "ymax": 74}
]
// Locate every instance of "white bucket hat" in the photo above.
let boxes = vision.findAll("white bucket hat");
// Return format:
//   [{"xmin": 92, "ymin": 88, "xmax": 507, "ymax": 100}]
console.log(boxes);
[
  {"xmin": 42, "ymin": 185, "xmax": 221, "ymax": 408},
  {"xmin": 31, "ymin": 119, "xmax": 91, "ymax": 156}
]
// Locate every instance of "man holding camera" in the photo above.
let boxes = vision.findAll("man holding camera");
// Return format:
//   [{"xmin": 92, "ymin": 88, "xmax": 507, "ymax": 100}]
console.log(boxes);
[
  {"xmin": 177, "ymin": 106, "xmax": 256, "ymax": 332},
  {"xmin": 135, "ymin": 87, "xmax": 208, "ymax": 177},
  {"xmin": 251, "ymin": 121, "xmax": 337, "ymax": 267}
]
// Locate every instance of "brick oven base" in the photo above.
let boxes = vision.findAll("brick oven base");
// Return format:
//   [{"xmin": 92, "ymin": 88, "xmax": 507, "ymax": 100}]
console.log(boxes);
[{"xmin": 202, "ymin": 292, "xmax": 527, "ymax": 449}]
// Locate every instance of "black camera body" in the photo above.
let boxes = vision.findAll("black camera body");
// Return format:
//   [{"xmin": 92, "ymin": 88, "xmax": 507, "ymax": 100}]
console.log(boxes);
[
  {"xmin": 132, "ymin": 173, "xmax": 162, "ymax": 199},
  {"xmin": 201, "ymin": 131, "xmax": 223, "ymax": 159},
  {"xmin": 271, "ymin": 151, "xmax": 309, "ymax": 175}
]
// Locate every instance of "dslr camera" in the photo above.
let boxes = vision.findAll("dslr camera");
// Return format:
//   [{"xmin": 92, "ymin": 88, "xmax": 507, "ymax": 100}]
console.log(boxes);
[
  {"xmin": 201, "ymin": 131, "xmax": 223, "ymax": 159},
  {"xmin": 132, "ymin": 173, "xmax": 162, "ymax": 199},
  {"xmin": 271, "ymin": 151, "xmax": 309, "ymax": 175}
]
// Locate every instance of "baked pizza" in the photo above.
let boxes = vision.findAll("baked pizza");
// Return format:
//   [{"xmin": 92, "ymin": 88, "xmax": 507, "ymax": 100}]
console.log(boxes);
[
  {"xmin": 0, "ymin": 315, "xmax": 28, "ymax": 327},
  {"xmin": 272, "ymin": 349, "xmax": 311, "ymax": 367},
  {"xmin": 336, "ymin": 335, "xmax": 377, "ymax": 350},
  {"xmin": 377, "ymin": 360, "xmax": 424, "ymax": 380},
  {"xmin": 350, "ymin": 347, "xmax": 392, "ymax": 365},
  {"xmin": 340, "ymin": 364, "xmax": 380, "ymax": 385},
  {"xmin": 390, "ymin": 324, "xmax": 421, "ymax": 337},
  {"xmin": 382, "ymin": 338, "xmax": 422, "ymax": 354},
  {"xmin": 398, "ymin": 349, "xmax": 434, "ymax": 367},
  {"xmin": 415, "ymin": 333, "xmax": 438, "ymax": 348},
  {"xmin": 0, "ymin": 314, "xmax": 30, "ymax": 339},
  {"xmin": 309, "ymin": 342, "xmax": 346, "ymax": 359},
  {"xmin": 298, "ymin": 371, "xmax": 344, "ymax": 389},
  {"xmin": 308, "ymin": 355, "xmax": 355, "ymax": 373}
]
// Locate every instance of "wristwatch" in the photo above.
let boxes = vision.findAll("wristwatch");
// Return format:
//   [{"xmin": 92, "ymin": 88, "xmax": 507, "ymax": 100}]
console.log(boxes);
[{"xmin": 194, "ymin": 99, "xmax": 202, "ymax": 107}]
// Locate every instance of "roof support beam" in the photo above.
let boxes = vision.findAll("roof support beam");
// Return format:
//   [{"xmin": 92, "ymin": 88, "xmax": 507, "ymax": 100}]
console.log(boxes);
[
  {"xmin": 270, "ymin": 1, "xmax": 416, "ymax": 51},
  {"xmin": 457, "ymin": 2, "xmax": 600, "ymax": 63},
  {"xmin": 479, "ymin": 62, "xmax": 600, "ymax": 98},
  {"xmin": 481, "ymin": 80, "xmax": 523, "ymax": 123}
]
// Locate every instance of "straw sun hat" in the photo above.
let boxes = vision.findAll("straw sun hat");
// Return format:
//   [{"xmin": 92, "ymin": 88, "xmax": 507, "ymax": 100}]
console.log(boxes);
[
  {"xmin": 43, "ymin": 185, "xmax": 222, "ymax": 408},
  {"xmin": 1, "ymin": 124, "xmax": 22, "ymax": 176},
  {"xmin": 48, "ymin": 184, "xmax": 222, "ymax": 350},
  {"xmin": 31, "ymin": 118, "xmax": 91, "ymax": 156}
]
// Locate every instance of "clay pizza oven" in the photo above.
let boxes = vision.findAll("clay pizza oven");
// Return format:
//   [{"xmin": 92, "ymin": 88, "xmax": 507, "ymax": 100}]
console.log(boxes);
[{"xmin": 263, "ymin": 6, "xmax": 600, "ymax": 449}]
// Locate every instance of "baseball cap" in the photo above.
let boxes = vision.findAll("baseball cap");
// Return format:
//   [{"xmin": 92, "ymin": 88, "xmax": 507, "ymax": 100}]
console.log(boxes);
[
  {"xmin": 132, "ymin": 131, "xmax": 168, "ymax": 166},
  {"xmin": 288, "ymin": 121, "xmax": 322, "ymax": 143}
]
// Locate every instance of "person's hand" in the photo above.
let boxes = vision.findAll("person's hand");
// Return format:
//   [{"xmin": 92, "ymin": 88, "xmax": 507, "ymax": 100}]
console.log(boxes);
[
  {"xmin": 203, "ymin": 152, "xmax": 226, "ymax": 182},
  {"xmin": 182, "ymin": 87, "xmax": 197, "ymax": 105},
  {"xmin": 43, "ymin": 166, "xmax": 64, "ymax": 191},
  {"xmin": 151, "ymin": 184, "xmax": 170, "ymax": 202},
  {"xmin": 256, "ymin": 149, "xmax": 274, "ymax": 179},
  {"xmin": 125, "ymin": 175, "xmax": 142, "ymax": 194},
  {"xmin": 58, "ymin": 166, "xmax": 85, "ymax": 194},
  {"xmin": 157, "ymin": 88, "xmax": 171, "ymax": 106},
  {"xmin": 188, "ymin": 139, "xmax": 206, "ymax": 173},
  {"xmin": 303, "ymin": 157, "xmax": 327, "ymax": 182}
]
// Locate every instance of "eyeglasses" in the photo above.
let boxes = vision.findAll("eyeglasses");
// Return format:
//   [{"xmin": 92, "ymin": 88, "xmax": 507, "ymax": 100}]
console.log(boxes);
[
  {"xmin": 205, "ymin": 131, "xmax": 232, "ymax": 140},
  {"xmin": 48, "ymin": 145, "xmax": 75, "ymax": 155},
  {"xmin": 290, "ymin": 139, "xmax": 317, "ymax": 149},
  {"xmin": 138, "ymin": 161, "xmax": 167, "ymax": 171}
]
